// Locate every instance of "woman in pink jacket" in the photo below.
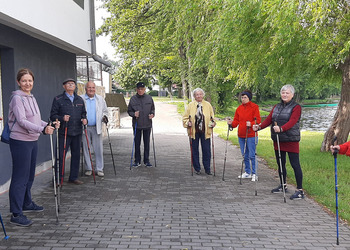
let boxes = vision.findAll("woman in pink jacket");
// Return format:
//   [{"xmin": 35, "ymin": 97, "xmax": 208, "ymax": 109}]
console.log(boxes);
[{"xmin": 8, "ymin": 68, "xmax": 58, "ymax": 227}]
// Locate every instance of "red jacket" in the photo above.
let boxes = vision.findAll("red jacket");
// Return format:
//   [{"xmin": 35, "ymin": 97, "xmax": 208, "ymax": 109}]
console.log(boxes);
[
  {"xmin": 231, "ymin": 101, "xmax": 261, "ymax": 138},
  {"xmin": 339, "ymin": 141, "xmax": 350, "ymax": 156}
]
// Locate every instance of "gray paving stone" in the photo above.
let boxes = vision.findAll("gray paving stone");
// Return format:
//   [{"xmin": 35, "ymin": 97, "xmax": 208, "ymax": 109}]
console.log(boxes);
[{"xmin": 0, "ymin": 102, "xmax": 350, "ymax": 249}]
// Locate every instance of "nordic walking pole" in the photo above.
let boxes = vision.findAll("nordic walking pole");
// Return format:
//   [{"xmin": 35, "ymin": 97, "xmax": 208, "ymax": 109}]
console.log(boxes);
[
  {"xmin": 61, "ymin": 121, "xmax": 68, "ymax": 186},
  {"xmin": 49, "ymin": 120, "xmax": 59, "ymax": 223},
  {"xmin": 151, "ymin": 122, "xmax": 157, "ymax": 168},
  {"xmin": 188, "ymin": 115, "xmax": 194, "ymax": 176},
  {"xmin": 254, "ymin": 117, "xmax": 258, "ymax": 196},
  {"xmin": 222, "ymin": 123, "xmax": 231, "ymax": 181},
  {"xmin": 55, "ymin": 119, "xmax": 60, "ymax": 209},
  {"xmin": 211, "ymin": 117, "xmax": 216, "ymax": 176},
  {"xmin": 275, "ymin": 121, "xmax": 286, "ymax": 203},
  {"xmin": 0, "ymin": 213, "xmax": 9, "ymax": 240},
  {"xmin": 332, "ymin": 136, "xmax": 340, "ymax": 245},
  {"xmin": 240, "ymin": 126, "xmax": 249, "ymax": 185},
  {"xmin": 83, "ymin": 124, "xmax": 96, "ymax": 184},
  {"xmin": 130, "ymin": 120, "xmax": 138, "ymax": 170},
  {"xmin": 80, "ymin": 143, "xmax": 84, "ymax": 177},
  {"xmin": 104, "ymin": 119, "xmax": 117, "ymax": 175}
]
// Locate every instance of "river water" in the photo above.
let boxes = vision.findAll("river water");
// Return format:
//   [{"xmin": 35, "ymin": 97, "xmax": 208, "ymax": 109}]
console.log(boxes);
[{"xmin": 300, "ymin": 106, "xmax": 337, "ymax": 132}]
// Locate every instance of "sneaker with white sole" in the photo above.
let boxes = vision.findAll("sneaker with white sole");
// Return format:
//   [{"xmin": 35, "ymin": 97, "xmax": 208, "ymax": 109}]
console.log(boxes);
[
  {"xmin": 238, "ymin": 172, "xmax": 251, "ymax": 179},
  {"xmin": 132, "ymin": 162, "xmax": 141, "ymax": 168},
  {"xmin": 97, "ymin": 171, "xmax": 104, "ymax": 177},
  {"xmin": 271, "ymin": 184, "xmax": 288, "ymax": 193},
  {"xmin": 145, "ymin": 162, "xmax": 153, "ymax": 168},
  {"xmin": 251, "ymin": 174, "xmax": 257, "ymax": 182},
  {"xmin": 85, "ymin": 170, "xmax": 92, "ymax": 176},
  {"xmin": 290, "ymin": 190, "xmax": 304, "ymax": 200}
]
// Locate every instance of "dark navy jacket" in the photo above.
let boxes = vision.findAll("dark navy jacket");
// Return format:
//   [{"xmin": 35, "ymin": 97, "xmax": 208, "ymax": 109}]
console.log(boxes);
[
  {"xmin": 127, "ymin": 93, "xmax": 155, "ymax": 129},
  {"xmin": 50, "ymin": 92, "xmax": 87, "ymax": 136}
]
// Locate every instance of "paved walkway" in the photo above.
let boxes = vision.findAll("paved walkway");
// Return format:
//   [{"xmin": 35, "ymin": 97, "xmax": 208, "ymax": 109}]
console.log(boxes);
[{"xmin": 0, "ymin": 102, "xmax": 350, "ymax": 250}]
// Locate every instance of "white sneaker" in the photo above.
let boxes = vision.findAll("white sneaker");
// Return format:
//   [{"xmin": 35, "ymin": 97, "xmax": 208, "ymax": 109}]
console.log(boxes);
[
  {"xmin": 97, "ymin": 171, "xmax": 104, "ymax": 177},
  {"xmin": 238, "ymin": 172, "xmax": 252, "ymax": 179},
  {"xmin": 251, "ymin": 174, "xmax": 257, "ymax": 182},
  {"xmin": 85, "ymin": 170, "xmax": 92, "ymax": 176}
]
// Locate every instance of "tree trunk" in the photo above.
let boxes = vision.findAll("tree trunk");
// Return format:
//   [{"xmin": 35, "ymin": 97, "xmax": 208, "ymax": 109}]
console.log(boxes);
[
  {"xmin": 178, "ymin": 43, "xmax": 189, "ymax": 100},
  {"xmin": 321, "ymin": 56, "xmax": 350, "ymax": 151},
  {"xmin": 186, "ymin": 39, "xmax": 193, "ymax": 102}
]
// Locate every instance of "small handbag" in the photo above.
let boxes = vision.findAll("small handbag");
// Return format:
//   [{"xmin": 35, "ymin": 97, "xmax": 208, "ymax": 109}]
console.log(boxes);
[
  {"xmin": 1, "ymin": 119, "xmax": 16, "ymax": 144},
  {"xmin": 1, "ymin": 95, "xmax": 22, "ymax": 144}
]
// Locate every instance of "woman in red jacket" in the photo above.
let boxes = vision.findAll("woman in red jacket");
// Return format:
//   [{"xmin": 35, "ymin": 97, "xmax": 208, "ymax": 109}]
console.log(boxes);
[
  {"xmin": 331, "ymin": 141, "xmax": 350, "ymax": 156},
  {"xmin": 227, "ymin": 90, "xmax": 261, "ymax": 181}
]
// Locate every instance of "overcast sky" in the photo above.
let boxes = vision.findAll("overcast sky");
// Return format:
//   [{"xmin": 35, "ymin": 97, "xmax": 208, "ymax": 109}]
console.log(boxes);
[{"xmin": 95, "ymin": 1, "xmax": 117, "ymax": 61}]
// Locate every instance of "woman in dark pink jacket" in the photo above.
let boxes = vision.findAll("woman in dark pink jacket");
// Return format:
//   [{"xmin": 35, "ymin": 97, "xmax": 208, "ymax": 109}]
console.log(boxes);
[{"xmin": 8, "ymin": 68, "xmax": 58, "ymax": 227}]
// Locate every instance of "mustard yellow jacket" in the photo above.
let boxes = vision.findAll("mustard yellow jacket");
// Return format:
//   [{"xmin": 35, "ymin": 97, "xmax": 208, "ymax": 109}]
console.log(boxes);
[{"xmin": 182, "ymin": 100, "xmax": 215, "ymax": 139}]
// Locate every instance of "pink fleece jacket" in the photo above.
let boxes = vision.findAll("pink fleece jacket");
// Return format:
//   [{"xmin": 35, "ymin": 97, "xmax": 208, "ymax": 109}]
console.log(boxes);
[{"xmin": 8, "ymin": 90, "xmax": 47, "ymax": 141}]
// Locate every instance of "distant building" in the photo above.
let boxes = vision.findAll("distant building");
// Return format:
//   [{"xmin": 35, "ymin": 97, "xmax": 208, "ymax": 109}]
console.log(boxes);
[{"xmin": 0, "ymin": 0, "xmax": 110, "ymax": 194}]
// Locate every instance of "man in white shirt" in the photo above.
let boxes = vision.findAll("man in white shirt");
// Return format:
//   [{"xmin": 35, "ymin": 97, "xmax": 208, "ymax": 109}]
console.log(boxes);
[{"xmin": 81, "ymin": 81, "xmax": 109, "ymax": 177}]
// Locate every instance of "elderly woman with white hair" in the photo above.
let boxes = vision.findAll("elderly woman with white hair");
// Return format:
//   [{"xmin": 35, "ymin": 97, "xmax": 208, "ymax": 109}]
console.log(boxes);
[
  {"xmin": 253, "ymin": 84, "xmax": 304, "ymax": 200},
  {"xmin": 183, "ymin": 88, "xmax": 216, "ymax": 175}
]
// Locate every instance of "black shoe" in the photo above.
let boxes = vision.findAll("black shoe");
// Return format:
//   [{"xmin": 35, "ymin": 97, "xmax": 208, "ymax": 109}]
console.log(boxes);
[
  {"xmin": 271, "ymin": 184, "xmax": 287, "ymax": 193},
  {"xmin": 23, "ymin": 202, "xmax": 44, "ymax": 212},
  {"xmin": 290, "ymin": 190, "xmax": 304, "ymax": 200},
  {"xmin": 10, "ymin": 214, "xmax": 33, "ymax": 227},
  {"xmin": 205, "ymin": 171, "xmax": 212, "ymax": 175},
  {"xmin": 145, "ymin": 162, "xmax": 153, "ymax": 167},
  {"xmin": 195, "ymin": 170, "xmax": 201, "ymax": 175},
  {"xmin": 132, "ymin": 162, "xmax": 141, "ymax": 168}
]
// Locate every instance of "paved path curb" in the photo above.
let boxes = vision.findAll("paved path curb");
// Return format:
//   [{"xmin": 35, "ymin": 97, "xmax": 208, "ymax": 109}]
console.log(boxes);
[{"xmin": 0, "ymin": 102, "xmax": 349, "ymax": 249}]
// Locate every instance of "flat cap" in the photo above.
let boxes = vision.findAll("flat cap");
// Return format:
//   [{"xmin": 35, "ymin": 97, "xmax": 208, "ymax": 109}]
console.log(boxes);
[{"xmin": 62, "ymin": 78, "xmax": 76, "ymax": 85}]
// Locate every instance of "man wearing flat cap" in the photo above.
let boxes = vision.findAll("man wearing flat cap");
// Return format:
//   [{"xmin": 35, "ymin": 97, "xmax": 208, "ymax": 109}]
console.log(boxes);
[
  {"xmin": 50, "ymin": 78, "xmax": 87, "ymax": 185},
  {"xmin": 128, "ymin": 82, "xmax": 155, "ymax": 167}
]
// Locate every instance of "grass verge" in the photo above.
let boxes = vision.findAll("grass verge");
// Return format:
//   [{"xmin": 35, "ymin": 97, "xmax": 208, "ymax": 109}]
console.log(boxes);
[{"xmin": 215, "ymin": 120, "xmax": 350, "ymax": 224}]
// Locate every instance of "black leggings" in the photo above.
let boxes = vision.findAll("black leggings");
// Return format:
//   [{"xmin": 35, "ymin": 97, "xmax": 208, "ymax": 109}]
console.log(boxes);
[{"xmin": 274, "ymin": 150, "xmax": 303, "ymax": 189}]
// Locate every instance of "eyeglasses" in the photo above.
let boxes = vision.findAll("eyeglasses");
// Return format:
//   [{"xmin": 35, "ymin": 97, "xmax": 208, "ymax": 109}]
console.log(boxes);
[{"xmin": 65, "ymin": 82, "xmax": 75, "ymax": 85}]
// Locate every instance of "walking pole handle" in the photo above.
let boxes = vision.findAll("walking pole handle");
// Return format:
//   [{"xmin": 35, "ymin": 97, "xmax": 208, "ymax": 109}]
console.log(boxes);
[{"xmin": 332, "ymin": 136, "xmax": 338, "ymax": 157}]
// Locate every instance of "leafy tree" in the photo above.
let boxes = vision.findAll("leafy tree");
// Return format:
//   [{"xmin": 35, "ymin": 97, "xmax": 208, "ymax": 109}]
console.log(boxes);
[{"xmin": 98, "ymin": 0, "xmax": 348, "ymax": 150}]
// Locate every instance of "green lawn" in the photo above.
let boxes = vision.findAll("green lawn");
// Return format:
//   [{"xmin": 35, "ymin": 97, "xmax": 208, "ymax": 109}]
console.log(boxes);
[{"xmin": 169, "ymin": 99, "xmax": 349, "ymax": 225}]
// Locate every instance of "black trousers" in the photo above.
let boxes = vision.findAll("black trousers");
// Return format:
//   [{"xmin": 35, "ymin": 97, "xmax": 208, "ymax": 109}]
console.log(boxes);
[
  {"xmin": 58, "ymin": 134, "xmax": 82, "ymax": 182},
  {"xmin": 134, "ymin": 128, "xmax": 151, "ymax": 164},
  {"xmin": 274, "ymin": 150, "xmax": 303, "ymax": 189}
]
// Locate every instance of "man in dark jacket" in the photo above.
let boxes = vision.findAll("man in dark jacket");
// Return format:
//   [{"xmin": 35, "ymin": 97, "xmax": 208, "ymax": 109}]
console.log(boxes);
[
  {"xmin": 128, "ymin": 82, "xmax": 155, "ymax": 167},
  {"xmin": 50, "ymin": 78, "xmax": 87, "ymax": 184}
]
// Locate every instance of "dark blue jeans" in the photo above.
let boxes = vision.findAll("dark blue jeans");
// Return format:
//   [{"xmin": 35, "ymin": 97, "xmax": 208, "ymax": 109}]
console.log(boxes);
[
  {"xmin": 9, "ymin": 139, "xmax": 38, "ymax": 215},
  {"xmin": 192, "ymin": 132, "xmax": 211, "ymax": 173},
  {"xmin": 134, "ymin": 128, "xmax": 151, "ymax": 164},
  {"xmin": 238, "ymin": 137, "xmax": 258, "ymax": 174}
]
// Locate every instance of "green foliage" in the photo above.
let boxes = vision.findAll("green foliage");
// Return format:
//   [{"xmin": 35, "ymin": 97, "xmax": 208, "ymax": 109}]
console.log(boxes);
[
  {"xmin": 99, "ymin": 0, "xmax": 346, "ymax": 114},
  {"xmin": 147, "ymin": 90, "xmax": 159, "ymax": 96}
]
